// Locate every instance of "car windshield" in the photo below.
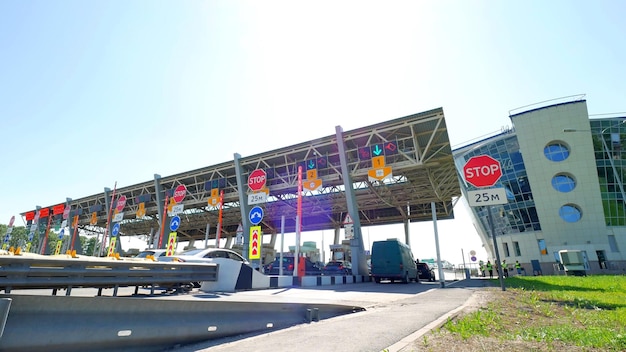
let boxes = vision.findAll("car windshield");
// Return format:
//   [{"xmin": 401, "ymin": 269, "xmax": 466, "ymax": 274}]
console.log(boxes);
[
  {"xmin": 135, "ymin": 250, "xmax": 162, "ymax": 258},
  {"xmin": 179, "ymin": 249, "xmax": 205, "ymax": 256}
]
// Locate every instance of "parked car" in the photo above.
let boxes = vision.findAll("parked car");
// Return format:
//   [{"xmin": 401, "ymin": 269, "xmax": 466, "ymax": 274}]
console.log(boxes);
[
  {"xmin": 322, "ymin": 260, "xmax": 352, "ymax": 275},
  {"xmin": 157, "ymin": 248, "xmax": 249, "ymax": 265},
  {"xmin": 370, "ymin": 238, "xmax": 418, "ymax": 283},
  {"xmin": 157, "ymin": 248, "xmax": 250, "ymax": 290},
  {"xmin": 417, "ymin": 262, "xmax": 435, "ymax": 282},
  {"xmin": 133, "ymin": 249, "xmax": 168, "ymax": 261},
  {"xmin": 265, "ymin": 256, "xmax": 322, "ymax": 276}
]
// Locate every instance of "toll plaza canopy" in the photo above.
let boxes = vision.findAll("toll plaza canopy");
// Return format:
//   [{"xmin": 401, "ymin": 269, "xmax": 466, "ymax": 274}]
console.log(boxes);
[{"xmin": 21, "ymin": 108, "xmax": 461, "ymax": 245}]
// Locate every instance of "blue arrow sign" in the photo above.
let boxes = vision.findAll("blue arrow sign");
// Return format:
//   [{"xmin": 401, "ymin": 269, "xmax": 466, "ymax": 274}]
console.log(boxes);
[
  {"xmin": 170, "ymin": 215, "xmax": 181, "ymax": 232},
  {"xmin": 112, "ymin": 223, "xmax": 120, "ymax": 236},
  {"xmin": 249, "ymin": 206, "xmax": 264, "ymax": 225},
  {"xmin": 58, "ymin": 228, "xmax": 65, "ymax": 240}
]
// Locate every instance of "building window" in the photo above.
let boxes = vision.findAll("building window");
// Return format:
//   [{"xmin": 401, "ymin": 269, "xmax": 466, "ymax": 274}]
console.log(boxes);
[
  {"xmin": 513, "ymin": 241, "xmax": 521, "ymax": 256},
  {"xmin": 608, "ymin": 235, "xmax": 620, "ymax": 252},
  {"xmin": 559, "ymin": 204, "xmax": 582, "ymax": 222},
  {"xmin": 537, "ymin": 239, "xmax": 548, "ymax": 255},
  {"xmin": 544, "ymin": 142, "xmax": 570, "ymax": 162},
  {"xmin": 503, "ymin": 242, "xmax": 510, "ymax": 257},
  {"xmin": 551, "ymin": 173, "xmax": 576, "ymax": 192}
]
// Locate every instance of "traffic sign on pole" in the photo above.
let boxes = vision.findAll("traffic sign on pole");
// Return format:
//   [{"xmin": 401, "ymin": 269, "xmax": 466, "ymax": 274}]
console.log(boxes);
[
  {"xmin": 116, "ymin": 195, "xmax": 127, "ymax": 212},
  {"xmin": 248, "ymin": 169, "xmax": 267, "ymax": 191},
  {"xmin": 112, "ymin": 223, "xmax": 120, "ymax": 236},
  {"xmin": 170, "ymin": 215, "xmax": 181, "ymax": 232},
  {"xmin": 463, "ymin": 155, "xmax": 503, "ymax": 188},
  {"xmin": 249, "ymin": 206, "xmax": 264, "ymax": 225},
  {"xmin": 173, "ymin": 184, "xmax": 187, "ymax": 203}
]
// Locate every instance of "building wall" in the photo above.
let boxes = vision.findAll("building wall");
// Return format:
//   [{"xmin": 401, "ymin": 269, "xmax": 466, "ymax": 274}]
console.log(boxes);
[
  {"xmin": 455, "ymin": 99, "xmax": 626, "ymax": 275},
  {"xmin": 512, "ymin": 101, "xmax": 609, "ymax": 264}
]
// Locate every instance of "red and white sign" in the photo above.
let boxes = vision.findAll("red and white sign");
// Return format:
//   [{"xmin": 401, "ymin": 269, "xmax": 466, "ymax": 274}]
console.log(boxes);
[
  {"xmin": 248, "ymin": 169, "xmax": 266, "ymax": 192},
  {"xmin": 463, "ymin": 155, "xmax": 503, "ymax": 188},
  {"xmin": 173, "ymin": 184, "xmax": 187, "ymax": 203},
  {"xmin": 115, "ymin": 195, "xmax": 127, "ymax": 212}
]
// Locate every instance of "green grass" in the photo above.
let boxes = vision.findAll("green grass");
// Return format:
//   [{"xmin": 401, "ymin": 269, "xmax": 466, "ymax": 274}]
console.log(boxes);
[{"xmin": 443, "ymin": 276, "xmax": 626, "ymax": 350}]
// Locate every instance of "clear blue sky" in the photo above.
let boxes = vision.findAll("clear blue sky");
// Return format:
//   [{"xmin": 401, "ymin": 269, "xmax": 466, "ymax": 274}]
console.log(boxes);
[{"xmin": 1, "ymin": 1, "xmax": 625, "ymax": 263}]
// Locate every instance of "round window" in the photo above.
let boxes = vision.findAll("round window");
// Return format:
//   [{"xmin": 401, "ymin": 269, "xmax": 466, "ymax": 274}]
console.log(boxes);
[
  {"xmin": 551, "ymin": 174, "xmax": 576, "ymax": 192},
  {"xmin": 544, "ymin": 143, "xmax": 570, "ymax": 162},
  {"xmin": 559, "ymin": 204, "xmax": 582, "ymax": 223}
]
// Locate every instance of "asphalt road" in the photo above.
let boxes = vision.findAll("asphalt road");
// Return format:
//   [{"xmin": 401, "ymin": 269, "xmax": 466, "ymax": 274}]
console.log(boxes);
[{"xmin": 166, "ymin": 278, "xmax": 495, "ymax": 352}]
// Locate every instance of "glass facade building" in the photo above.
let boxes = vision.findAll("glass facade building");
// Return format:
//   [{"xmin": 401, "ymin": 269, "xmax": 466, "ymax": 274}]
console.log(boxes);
[{"xmin": 454, "ymin": 97, "xmax": 626, "ymax": 275}]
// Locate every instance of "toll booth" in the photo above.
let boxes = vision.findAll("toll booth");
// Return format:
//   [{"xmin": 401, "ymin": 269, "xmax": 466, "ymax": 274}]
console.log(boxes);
[
  {"xmin": 329, "ymin": 240, "xmax": 352, "ymax": 262},
  {"xmin": 288, "ymin": 241, "xmax": 321, "ymax": 264}
]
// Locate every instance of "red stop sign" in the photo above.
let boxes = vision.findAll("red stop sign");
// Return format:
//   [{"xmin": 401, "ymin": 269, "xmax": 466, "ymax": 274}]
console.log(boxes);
[
  {"xmin": 115, "ymin": 195, "xmax": 127, "ymax": 212},
  {"xmin": 173, "ymin": 184, "xmax": 187, "ymax": 203},
  {"xmin": 248, "ymin": 169, "xmax": 267, "ymax": 191},
  {"xmin": 463, "ymin": 155, "xmax": 502, "ymax": 188}
]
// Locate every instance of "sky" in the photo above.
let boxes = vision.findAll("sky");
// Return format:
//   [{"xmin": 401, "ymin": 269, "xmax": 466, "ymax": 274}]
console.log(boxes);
[{"xmin": 1, "ymin": 1, "xmax": 625, "ymax": 265}]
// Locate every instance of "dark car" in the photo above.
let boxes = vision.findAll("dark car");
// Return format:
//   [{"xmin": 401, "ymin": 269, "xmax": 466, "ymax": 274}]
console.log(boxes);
[
  {"xmin": 417, "ymin": 262, "xmax": 435, "ymax": 282},
  {"xmin": 265, "ymin": 256, "xmax": 322, "ymax": 276},
  {"xmin": 322, "ymin": 260, "xmax": 352, "ymax": 275}
]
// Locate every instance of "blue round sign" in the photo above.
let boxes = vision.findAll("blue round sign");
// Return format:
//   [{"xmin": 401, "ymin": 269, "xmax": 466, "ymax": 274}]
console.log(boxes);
[
  {"xmin": 170, "ymin": 215, "xmax": 181, "ymax": 232},
  {"xmin": 249, "ymin": 206, "xmax": 264, "ymax": 225},
  {"xmin": 112, "ymin": 223, "xmax": 120, "ymax": 236}
]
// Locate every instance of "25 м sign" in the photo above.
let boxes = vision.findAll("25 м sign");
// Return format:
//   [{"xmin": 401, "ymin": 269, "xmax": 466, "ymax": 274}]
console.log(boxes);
[{"xmin": 463, "ymin": 155, "xmax": 508, "ymax": 206}]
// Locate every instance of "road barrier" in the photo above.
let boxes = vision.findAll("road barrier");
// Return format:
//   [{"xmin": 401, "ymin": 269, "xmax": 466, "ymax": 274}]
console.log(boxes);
[
  {"xmin": 0, "ymin": 294, "xmax": 363, "ymax": 351},
  {"xmin": 0, "ymin": 255, "xmax": 218, "ymax": 295}
]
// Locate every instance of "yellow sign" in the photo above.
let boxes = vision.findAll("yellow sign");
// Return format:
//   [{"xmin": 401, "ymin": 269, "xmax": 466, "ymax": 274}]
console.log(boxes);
[
  {"xmin": 208, "ymin": 196, "xmax": 220, "ymax": 207},
  {"xmin": 211, "ymin": 188, "xmax": 219, "ymax": 198},
  {"xmin": 72, "ymin": 214, "xmax": 79, "ymax": 227},
  {"xmin": 303, "ymin": 178, "xmax": 322, "ymax": 191},
  {"xmin": 372, "ymin": 156, "xmax": 386, "ymax": 168},
  {"xmin": 167, "ymin": 197, "xmax": 176, "ymax": 212},
  {"xmin": 90, "ymin": 212, "xmax": 97, "ymax": 225},
  {"xmin": 166, "ymin": 232, "xmax": 177, "ymax": 256},
  {"xmin": 54, "ymin": 240, "xmax": 63, "ymax": 255},
  {"xmin": 249, "ymin": 226, "xmax": 261, "ymax": 260},
  {"xmin": 367, "ymin": 166, "xmax": 392, "ymax": 181},
  {"xmin": 306, "ymin": 169, "xmax": 317, "ymax": 179},
  {"xmin": 107, "ymin": 237, "xmax": 117, "ymax": 257},
  {"xmin": 136, "ymin": 202, "xmax": 146, "ymax": 218}
]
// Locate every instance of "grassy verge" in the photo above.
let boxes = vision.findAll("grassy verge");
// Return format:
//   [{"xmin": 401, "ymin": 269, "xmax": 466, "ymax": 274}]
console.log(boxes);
[{"xmin": 423, "ymin": 276, "xmax": 626, "ymax": 351}]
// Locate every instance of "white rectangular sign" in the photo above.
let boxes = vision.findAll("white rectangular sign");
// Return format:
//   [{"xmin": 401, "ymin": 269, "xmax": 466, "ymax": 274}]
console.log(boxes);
[
  {"xmin": 112, "ymin": 212, "xmax": 124, "ymax": 222},
  {"xmin": 467, "ymin": 188, "xmax": 508, "ymax": 206},
  {"xmin": 168, "ymin": 204, "xmax": 184, "ymax": 216},
  {"xmin": 248, "ymin": 192, "xmax": 267, "ymax": 205}
]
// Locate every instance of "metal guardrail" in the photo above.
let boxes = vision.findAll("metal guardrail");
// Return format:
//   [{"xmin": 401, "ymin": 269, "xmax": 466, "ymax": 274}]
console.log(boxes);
[
  {"xmin": 0, "ymin": 294, "xmax": 362, "ymax": 352},
  {"xmin": 0, "ymin": 255, "xmax": 218, "ymax": 295}
]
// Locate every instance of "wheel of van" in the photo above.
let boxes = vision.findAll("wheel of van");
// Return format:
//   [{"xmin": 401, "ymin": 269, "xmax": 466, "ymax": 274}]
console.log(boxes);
[
  {"xmin": 402, "ymin": 273, "xmax": 409, "ymax": 284},
  {"xmin": 374, "ymin": 277, "xmax": 381, "ymax": 283}
]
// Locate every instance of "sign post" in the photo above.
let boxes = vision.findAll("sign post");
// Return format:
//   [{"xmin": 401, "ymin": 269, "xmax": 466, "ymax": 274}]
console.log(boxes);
[{"xmin": 462, "ymin": 155, "xmax": 507, "ymax": 291}]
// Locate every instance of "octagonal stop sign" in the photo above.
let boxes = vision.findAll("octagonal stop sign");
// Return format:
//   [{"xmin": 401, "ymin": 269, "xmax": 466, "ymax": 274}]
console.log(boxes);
[
  {"xmin": 248, "ymin": 169, "xmax": 266, "ymax": 191},
  {"xmin": 463, "ymin": 155, "xmax": 503, "ymax": 188}
]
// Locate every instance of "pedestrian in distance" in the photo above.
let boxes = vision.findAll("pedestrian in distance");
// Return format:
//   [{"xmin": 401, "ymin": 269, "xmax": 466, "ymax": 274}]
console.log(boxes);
[
  {"xmin": 501, "ymin": 260, "xmax": 508, "ymax": 278},
  {"xmin": 486, "ymin": 260, "xmax": 493, "ymax": 279},
  {"xmin": 515, "ymin": 260, "xmax": 522, "ymax": 275},
  {"xmin": 479, "ymin": 263, "xmax": 485, "ymax": 277}
]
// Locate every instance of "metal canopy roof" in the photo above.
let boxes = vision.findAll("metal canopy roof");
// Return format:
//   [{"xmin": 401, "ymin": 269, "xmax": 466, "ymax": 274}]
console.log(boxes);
[{"xmin": 22, "ymin": 108, "xmax": 461, "ymax": 243}]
